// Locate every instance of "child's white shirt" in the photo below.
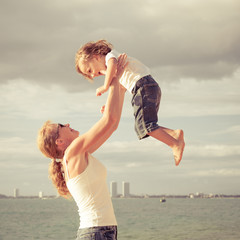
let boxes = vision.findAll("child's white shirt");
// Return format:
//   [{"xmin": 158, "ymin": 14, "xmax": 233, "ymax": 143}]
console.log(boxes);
[{"xmin": 105, "ymin": 50, "xmax": 151, "ymax": 93}]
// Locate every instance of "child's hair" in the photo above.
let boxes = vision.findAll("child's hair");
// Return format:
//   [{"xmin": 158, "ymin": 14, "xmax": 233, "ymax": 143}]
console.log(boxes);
[{"xmin": 75, "ymin": 39, "xmax": 113, "ymax": 80}]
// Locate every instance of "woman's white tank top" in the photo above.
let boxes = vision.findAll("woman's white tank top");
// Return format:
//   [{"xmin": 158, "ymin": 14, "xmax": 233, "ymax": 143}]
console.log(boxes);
[{"xmin": 65, "ymin": 153, "xmax": 117, "ymax": 229}]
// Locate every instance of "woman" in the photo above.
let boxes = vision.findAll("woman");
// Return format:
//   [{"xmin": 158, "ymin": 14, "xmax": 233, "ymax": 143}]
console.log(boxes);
[{"xmin": 37, "ymin": 54, "xmax": 128, "ymax": 240}]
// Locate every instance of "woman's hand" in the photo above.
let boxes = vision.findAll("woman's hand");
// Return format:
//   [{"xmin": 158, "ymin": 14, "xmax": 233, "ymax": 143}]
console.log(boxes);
[
  {"xmin": 100, "ymin": 54, "xmax": 127, "ymax": 114},
  {"xmin": 115, "ymin": 53, "xmax": 128, "ymax": 79}
]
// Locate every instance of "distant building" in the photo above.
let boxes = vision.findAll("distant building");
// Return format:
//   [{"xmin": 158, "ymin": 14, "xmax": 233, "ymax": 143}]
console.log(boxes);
[
  {"xmin": 189, "ymin": 193, "xmax": 195, "ymax": 199},
  {"xmin": 39, "ymin": 191, "xmax": 43, "ymax": 198},
  {"xmin": 110, "ymin": 182, "xmax": 117, "ymax": 198},
  {"xmin": 122, "ymin": 182, "xmax": 130, "ymax": 197},
  {"xmin": 14, "ymin": 188, "xmax": 19, "ymax": 198}
]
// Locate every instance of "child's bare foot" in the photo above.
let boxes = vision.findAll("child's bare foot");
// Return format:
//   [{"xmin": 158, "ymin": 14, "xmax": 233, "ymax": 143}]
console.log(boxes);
[
  {"xmin": 171, "ymin": 129, "xmax": 182, "ymax": 140},
  {"xmin": 173, "ymin": 130, "xmax": 185, "ymax": 166}
]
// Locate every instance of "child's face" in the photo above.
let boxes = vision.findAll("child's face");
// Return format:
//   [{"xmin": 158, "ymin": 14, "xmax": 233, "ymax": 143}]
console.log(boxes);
[{"xmin": 78, "ymin": 55, "xmax": 106, "ymax": 79}]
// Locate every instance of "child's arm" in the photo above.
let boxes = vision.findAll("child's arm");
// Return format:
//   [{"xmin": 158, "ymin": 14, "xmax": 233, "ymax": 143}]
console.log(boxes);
[{"xmin": 96, "ymin": 57, "xmax": 117, "ymax": 96}]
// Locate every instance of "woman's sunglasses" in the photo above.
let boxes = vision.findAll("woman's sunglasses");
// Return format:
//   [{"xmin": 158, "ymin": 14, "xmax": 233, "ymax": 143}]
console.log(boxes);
[{"xmin": 55, "ymin": 123, "xmax": 65, "ymax": 139}]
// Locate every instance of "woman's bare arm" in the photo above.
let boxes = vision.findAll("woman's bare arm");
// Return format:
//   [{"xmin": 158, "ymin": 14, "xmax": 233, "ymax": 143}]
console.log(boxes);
[{"xmin": 67, "ymin": 54, "xmax": 128, "ymax": 156}]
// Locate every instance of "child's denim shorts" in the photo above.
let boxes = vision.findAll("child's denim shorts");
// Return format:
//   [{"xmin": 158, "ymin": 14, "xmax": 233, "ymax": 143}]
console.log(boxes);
[
  {"xmin": 131, "ymin": 75, "xmax": 161, "ymax": 140},
  {"xmin": 76, "ymin": 225, "xmax": 117, "ymax": 240}
]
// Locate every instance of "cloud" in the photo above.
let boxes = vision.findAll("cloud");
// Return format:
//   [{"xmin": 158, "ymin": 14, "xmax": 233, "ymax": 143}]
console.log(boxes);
[
  {"xmin": 209, "ymin": 125, "xmax": 240, "ymax": 136},
  {"xmin": 98, "ymin": 139, "xmax": 166, "ymax": 153},
  {"xmin": 1, "ymin": 0, "xmax": 240, "ymax": 89},
  {"xmin": 191, "ymin": 169, "xmax": 240, "ymax": 177},
  {"xmin": 0, "ymin": 0, "xmax": 240, "ymax": 195},
  {"xmin": 0, "ymin": 137, "xmax": 36, "ymax": 156},
  {"xmin": 0, "ymin": 78, "xmax": 106, "ymax": 121},
  {"xmin": 159, "ymin": 67, "xmax": 240, "ymax": 117},
  {"xmin": 185, "ymin": 144, "xmax": 240, "ymax": 158},
  {"xmin": 100, "ymin": 139, "xmax": 240, "ymax": 160},
  {"xmin": 0, "ymin": 66, "xmax": 239, "ymax": 138}
]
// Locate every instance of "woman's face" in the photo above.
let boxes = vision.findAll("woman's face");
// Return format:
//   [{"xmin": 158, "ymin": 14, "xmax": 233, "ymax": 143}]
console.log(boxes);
[
  {"xmin": 78, "ymin": 55, "xmax": 106, "ymax": 79},
  {"xmin": 56, "ymin": 123, "xmax": 79, "ymax": 143}
]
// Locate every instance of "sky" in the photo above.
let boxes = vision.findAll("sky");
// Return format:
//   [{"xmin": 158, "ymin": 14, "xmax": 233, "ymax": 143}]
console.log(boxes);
[{"xmin": 0, "ymin": 0, "xmax": 240, "ymax": 197}]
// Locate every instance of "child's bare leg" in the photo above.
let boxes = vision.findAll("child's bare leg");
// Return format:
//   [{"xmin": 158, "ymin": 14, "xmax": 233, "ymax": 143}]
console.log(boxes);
[
  {"xmin": 148, "ymin": 127, "xmax": 185, "ymax": 166},
  {"xmin": 161, "ymin": 127, "xmax": 184, "ymax": 142}
]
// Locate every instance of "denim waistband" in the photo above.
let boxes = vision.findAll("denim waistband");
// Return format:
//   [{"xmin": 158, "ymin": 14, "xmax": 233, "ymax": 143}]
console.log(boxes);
[
  {"xmin": 79, "ymin": 225, "xmax": 117, "ymax": 232},
  {"xmin": 132, "ymin": 75, "xmax": 157, "ymax": 94},
  {"xmin": 77, "ymin": 225, "xmax": 117, "ymax": 240}
]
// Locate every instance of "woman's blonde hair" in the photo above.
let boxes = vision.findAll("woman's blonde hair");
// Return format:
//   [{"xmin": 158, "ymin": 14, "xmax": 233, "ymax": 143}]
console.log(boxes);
[
  {"xmin": 37, "ymin": 120, "xmax": 71, "ymax": 199},
  {"xmin": 75, "ymin": 39, "xmax": 113, "ymax": 80}
]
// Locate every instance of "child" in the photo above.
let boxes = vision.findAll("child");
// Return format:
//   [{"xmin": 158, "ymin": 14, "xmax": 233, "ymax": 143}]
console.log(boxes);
[{"xmin": 75, "ymin": 40, "xmax": 185, "ymax": 166}]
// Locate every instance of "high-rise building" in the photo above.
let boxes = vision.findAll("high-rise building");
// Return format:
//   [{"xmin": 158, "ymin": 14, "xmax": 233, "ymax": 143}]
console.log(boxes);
[
  {"xmin": 14, "ymin": 188, "xmax": 19, "ymax": 198},
  {"xmin": 122, "ymin": 181, "xmax": 130, "ymax": 197},
  {"xmin": 110, "ymin": 181, "xmax": 117, "ymax": 197},
  {"xmin": 39, "ymin": 191, "xmax": 43, "ymax": 198}
]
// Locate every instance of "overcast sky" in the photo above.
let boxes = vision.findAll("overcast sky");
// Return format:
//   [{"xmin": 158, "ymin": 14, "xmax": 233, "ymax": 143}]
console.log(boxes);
[{"xmin": 0, "ymin": 0, "xmax": 240, "ymax": 197}]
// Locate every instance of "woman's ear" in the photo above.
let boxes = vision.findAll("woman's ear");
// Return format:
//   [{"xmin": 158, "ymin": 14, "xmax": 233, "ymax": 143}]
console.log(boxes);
[
  {"xmin": 93, "ymin": 54, "xmax": 100, "ymax": 61},
  {"xmin": 55, "ymin": 138, "xmax": 64, "ymax": 147}
]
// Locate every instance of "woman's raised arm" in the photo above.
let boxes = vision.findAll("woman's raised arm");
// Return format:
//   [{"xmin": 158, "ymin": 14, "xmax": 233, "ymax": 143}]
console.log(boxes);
[{"xmin": 67, "ymin": 54, "xmax": 128, "ymax": 156}]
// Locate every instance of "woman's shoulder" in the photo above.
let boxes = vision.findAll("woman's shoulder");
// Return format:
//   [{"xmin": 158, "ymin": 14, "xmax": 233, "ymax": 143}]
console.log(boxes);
[
  {"xmin": 64, "ymin": 151, "xmax": 89, "ymax": 178},
  {"xmin": 64, "ymin": 135, "xmax": 86, "ymax": 157},
  {"xmin": 64, "ymin": 147, "xmax": 87, "ymax": 163}
]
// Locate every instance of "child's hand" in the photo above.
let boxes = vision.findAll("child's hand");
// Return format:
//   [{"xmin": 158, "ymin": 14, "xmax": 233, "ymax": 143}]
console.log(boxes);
[
  {"xmin": 96, "ymin": 85, "xmax": 107, "ymax": 96},
  {"xmin": 100, "ymin": 105, "xmax": 105, "ymax": 114}
]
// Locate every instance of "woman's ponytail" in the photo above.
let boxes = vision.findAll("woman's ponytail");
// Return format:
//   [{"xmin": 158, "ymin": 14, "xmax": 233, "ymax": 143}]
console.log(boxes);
[{"xmin": 49, "ymin": 159, "xmax": 71, "ymax": 199}]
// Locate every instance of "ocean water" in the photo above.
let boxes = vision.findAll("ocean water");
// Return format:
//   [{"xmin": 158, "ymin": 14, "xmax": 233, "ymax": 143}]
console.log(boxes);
[{"xmin": 0, "ymin": 198, "xmax": 240, "ymax": 240}]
